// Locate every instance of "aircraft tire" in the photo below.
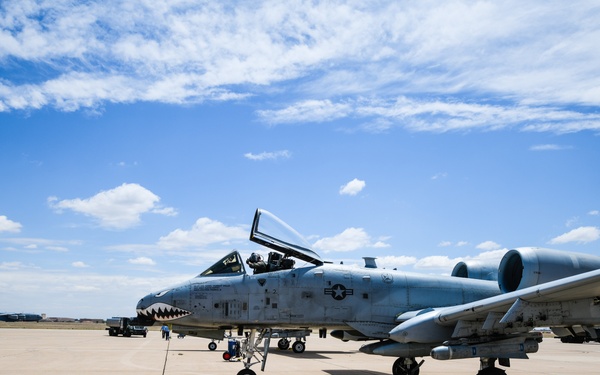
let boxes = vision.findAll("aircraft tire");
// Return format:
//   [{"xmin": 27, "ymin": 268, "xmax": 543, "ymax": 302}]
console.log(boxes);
[
  {"xmin": 237, "ymin": 369, "xmax": 256, "ymax": 375},
  {"xmin": 392, "ymin": 358, "xmax": 420, "ymax": 375},
  {"xmin": 476, "ymin": 367, "xmax": 506, "ymax": 375},
  {"xmin": 208, "ymin": 342, "xmax": 217, "ymax": 351},
  {"xmin": 292, "ymin": 341, "xmax": 305, "ymax": 354},
  {"xmin": 277, "ymin": 338, "xmax": 290, "ymax": 350}
]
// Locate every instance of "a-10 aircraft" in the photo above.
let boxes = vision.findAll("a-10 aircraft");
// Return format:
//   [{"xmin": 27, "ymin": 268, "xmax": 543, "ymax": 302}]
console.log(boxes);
[
  {"xmin": 136, "ymin": 209, "xmax": 600, "ymax": 375},
  {"xmin": 0, "ymin": 312, "xmax": 43, "ymax": 322}
]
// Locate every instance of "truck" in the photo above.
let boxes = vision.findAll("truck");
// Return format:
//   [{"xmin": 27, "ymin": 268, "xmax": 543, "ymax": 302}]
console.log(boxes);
[{"xmin": 106, "ymin": 317, "xmax": 147, "ymax": 337}]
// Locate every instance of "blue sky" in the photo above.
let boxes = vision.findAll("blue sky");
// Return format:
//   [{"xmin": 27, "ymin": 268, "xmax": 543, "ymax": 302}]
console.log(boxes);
[{"xmin": 1, "ymin": 1, "xmax": 599, "ymax": 318}]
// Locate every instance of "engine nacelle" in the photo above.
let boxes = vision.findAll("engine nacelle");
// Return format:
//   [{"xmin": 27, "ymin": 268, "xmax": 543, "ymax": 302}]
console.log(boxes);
[
  {"xmin": 451, "ymin": 260, "xmax": 499, "ymax": 281},
  {"xmin": 498, "ymin": 247, "xmax": 600, "ymax": 293}
]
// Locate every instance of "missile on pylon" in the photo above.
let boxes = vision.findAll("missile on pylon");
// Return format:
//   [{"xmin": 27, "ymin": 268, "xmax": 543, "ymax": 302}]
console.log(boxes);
[
  {"xmin": 430, "ymin": 338, "xmax": 539, "ymax": 360},
  {"xmin": 359, "ymin": 340, "xmax": 435, "ymax": 358}
]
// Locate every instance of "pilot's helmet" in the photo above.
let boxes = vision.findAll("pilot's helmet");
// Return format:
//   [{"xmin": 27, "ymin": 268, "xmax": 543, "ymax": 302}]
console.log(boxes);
[{"xmin": 249, "ymin": 253, "xmax": 262, "ymax": 262}]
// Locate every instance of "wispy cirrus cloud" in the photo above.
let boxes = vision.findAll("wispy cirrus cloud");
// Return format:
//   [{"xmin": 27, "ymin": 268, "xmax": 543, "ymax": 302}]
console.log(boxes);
[
  {"xmin": 1, "ymin": 2, "xmax": 599, "ymax": 134},
  {"xmin": 530, "ymin": 144, "xmax": 572, "ymax": 151},
  {"xmin": 244, "ymin": 150, "xmax": 291, "ymax": 161},
  {"xmin": 549, "ymin": 226, "xmax": 600, "ymax": 245}
]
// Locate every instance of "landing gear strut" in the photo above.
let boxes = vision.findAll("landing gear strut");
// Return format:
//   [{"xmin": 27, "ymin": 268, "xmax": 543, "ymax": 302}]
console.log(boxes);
[
  {"xmin": 236, "ymin": 328, "xmax": 271, "ymax": 375},
  {"xmin": 392, "ymin": 357, "xmax": 423, "ymax": 375}
]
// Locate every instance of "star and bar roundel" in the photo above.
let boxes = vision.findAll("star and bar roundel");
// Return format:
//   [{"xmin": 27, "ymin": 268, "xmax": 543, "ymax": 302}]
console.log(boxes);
[{"xmin": 324, "ymin": 284, "xmax": 354, "ymax": 300}]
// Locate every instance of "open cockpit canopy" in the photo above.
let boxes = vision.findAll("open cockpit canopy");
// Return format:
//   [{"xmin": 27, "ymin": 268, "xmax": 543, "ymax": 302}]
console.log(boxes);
[{"xmin": 250, "ymin": 209, "xmax": 323, "ymax": 266}]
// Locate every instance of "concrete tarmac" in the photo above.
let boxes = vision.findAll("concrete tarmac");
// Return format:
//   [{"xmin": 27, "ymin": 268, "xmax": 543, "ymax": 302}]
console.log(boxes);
[{"xmin": 0, "ymin": 329, "xmax": 598, "ymax": 375}]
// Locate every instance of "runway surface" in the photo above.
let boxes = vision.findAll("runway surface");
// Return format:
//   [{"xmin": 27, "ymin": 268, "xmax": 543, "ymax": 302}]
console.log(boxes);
[{"xmin": 0, "ymin": 328, "xmax": 599, "ymax": 375}]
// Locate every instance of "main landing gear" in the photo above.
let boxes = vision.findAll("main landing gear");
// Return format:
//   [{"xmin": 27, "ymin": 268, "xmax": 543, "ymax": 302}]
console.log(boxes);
[
  {"xmin": 231, "ymin": 328, "xmax": 310, "ymax": 375},
  {"xmin": 477, "ymin": 358, "xmax": 507, "ymax": 375},
  {"xmin": 235, "ymin": 328, "xmax": 270, "ymax": 375},
  {"xmin": 276, "ymin": 338, "xmax": 306, "ymax": 353},
  {"xmin": 392, "ymin": 357, "xmax": 423, "ymax": 375}
]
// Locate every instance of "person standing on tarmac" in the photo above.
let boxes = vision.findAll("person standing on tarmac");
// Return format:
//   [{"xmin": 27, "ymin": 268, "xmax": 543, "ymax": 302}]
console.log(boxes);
[{"xmin": 161, "ymin": 324, "xmax": 171, "ymax": 340}]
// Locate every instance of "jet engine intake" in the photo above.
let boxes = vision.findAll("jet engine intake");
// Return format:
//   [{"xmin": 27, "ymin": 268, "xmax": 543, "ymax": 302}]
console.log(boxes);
[
  {"xmin": 497, "ymin": 247, "xmax": 600, "ymax": 293},
  {"xmin": 451, "ymin": 260, "xmax": 499, "ymax": 281}
]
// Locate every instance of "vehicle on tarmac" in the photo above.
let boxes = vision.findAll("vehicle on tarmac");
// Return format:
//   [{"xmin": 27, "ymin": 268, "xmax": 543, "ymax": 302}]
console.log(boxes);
[{"xmin": 106, "ymin": 317, "xmax": 147, "ymax": 337}]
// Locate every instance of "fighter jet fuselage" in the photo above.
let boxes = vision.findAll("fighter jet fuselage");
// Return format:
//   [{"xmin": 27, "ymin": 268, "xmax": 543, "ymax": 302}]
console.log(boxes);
[{"xmin": 137, "ymin": 259, "xmax": 500, "ymax": 336}]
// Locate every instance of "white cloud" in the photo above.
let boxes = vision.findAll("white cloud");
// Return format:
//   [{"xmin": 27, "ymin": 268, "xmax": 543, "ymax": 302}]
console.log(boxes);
[
  {"xmin": 263, "ymin": 96, "xmax": 600, "ymax": 134},
  {"xmin": 72, "ymin": 261, "xmax": 89, "ymax": 268},
  {"xmin": 415, "ymin": 255, "xmax": 459, "ymax": 269},
  {"xmin": 438, "ymin": 240, "xmax": 469, "ymax": 247},
  {"xmin": 0, "ymin": 237, "xmax": 81, "ymax": 250},
  {"xmin": 431, "ymin": 172, "xmax": 448, "ymax": 180},
  {"xmin": 549, "ymin": 226, "xmax": 600, "ymax": 244},
  {"xmin": 565, "ymin": 216, "xmax": 581, "ymax": 228},
  {"xmin": 0, "ymin": 261, "xmax": 25, "ymax": 270},
  {"xmin": 0, "ymin": 2, "xmax": 600, "ymax": 134},
  {"xmin": 589, "ymin": 210, "xmax": 599, "ymax": 216},
  {"xmin": 372, "ymin": 241, "xmax": 391, "ymax": 249},
  {"xmin": 530, "ymin": 144, "xmax": 571, "ymax": 151},
  {"xmin": 128, "ymin": 257, "xmax": 156, "ymax": 266},
  {"xmin": 413, "ymin": 248, "xmax": 507, "ymax": 271},
  {"xmin": 244, "ymin": 150, "xmax": 291, "ymax": 161},
  {"xmin": 377, "ymin": 255, "xmax": 418, "ymax": 269},
  {"xmin": 476, "ymin": 249, "xmax": 509, "ymax": 259},
  {"xmin": 257, "ymin": 100, "xmax": 352, "ymax": 125},
  {"xmin": 312, "ymin": 227, "xmax": 388, "ymax": 252},
  {"xmin": 339, "ymin": 178, "xmax": 366, "ymax": 196},
  {"xmin": 476, "ymin": 241, "xmax": 502, "ymax": 251},
  {"xmin": 158, "ymin": 217, "xmax": 247, "ymax": 250},
  {"xmin": 0, "ymin": 215, "xmax": 22, "ymax": 233},
  {"xmin": 48, "ymin": 183, "xmax": 176, "ymax": 229},
  {"xmin": 46, "ymin": 246, "xmax": 69, "ymax": 252}
]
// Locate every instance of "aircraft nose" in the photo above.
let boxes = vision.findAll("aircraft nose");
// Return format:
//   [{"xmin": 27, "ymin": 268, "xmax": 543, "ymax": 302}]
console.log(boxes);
[
  {"xmin": 135, "ymin": 289, "xmax": 193, "ymax": 322},
  {"xmin": 135, "ymin": 294, "xmax": 157, "ymax": 325}
]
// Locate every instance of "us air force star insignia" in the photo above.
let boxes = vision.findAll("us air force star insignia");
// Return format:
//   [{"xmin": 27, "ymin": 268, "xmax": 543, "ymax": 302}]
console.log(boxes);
[{"xmin": 324, "ymin": 284, "xmax": 354, "ymax": 300}]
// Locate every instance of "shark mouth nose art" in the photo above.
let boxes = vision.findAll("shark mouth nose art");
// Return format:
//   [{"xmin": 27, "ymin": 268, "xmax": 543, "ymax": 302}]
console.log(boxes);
[{"xmin": 137, "ymin": 303, "xmax": 192, "ymax": 321}]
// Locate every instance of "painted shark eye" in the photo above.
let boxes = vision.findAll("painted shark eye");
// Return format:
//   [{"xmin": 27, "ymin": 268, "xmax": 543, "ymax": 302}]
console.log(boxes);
[{"xmin": 154, "ymin": 289, "xmax": 171, "ymax": 297}]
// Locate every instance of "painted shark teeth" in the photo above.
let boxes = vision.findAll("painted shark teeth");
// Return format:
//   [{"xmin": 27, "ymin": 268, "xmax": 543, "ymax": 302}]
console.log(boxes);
[{"xmin": 137, "ymin": 303, "xmax": 191, "ymax": 321}]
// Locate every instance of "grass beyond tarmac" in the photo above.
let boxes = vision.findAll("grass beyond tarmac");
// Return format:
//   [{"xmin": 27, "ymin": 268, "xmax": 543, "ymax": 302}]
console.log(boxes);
[{"xmin": 0, "ymin": 321, "xmax": 161, "ymax": 331}]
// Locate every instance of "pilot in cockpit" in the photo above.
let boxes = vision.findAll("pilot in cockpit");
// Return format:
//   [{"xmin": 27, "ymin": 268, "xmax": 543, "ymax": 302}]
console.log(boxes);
[
  {"xmin": 246, "ymin": 252, "xmax": 268, "ymax": 274},
  {"xmin": 246, "ymin": 252, "xmax": 295, "ymax": 274}
]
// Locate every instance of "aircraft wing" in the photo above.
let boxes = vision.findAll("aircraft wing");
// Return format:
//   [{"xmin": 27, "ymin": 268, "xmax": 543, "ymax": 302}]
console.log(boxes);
[{"xmin": 390, "ymin": 268, "xmax": 600, "ymax": 344}]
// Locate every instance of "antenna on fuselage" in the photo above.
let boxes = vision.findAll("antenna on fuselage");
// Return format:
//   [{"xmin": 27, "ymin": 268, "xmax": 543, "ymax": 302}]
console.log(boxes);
[{"xmin": 363, "ymin": 257, "xmax": 378, "ymax": 268}]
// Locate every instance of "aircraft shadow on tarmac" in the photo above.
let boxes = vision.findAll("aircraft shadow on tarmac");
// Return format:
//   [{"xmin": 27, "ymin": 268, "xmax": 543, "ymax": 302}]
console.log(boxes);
[
  {"xmin": 323, "ymin": 370, "xmax": 388, "ymax": 375},
  {"xmin": 270, "ymin": 350, "xmax": 335, "ymax": 360},
  {"xmin": 169, "ymin": 348, "xmax": 354, "ymax": 361}
]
